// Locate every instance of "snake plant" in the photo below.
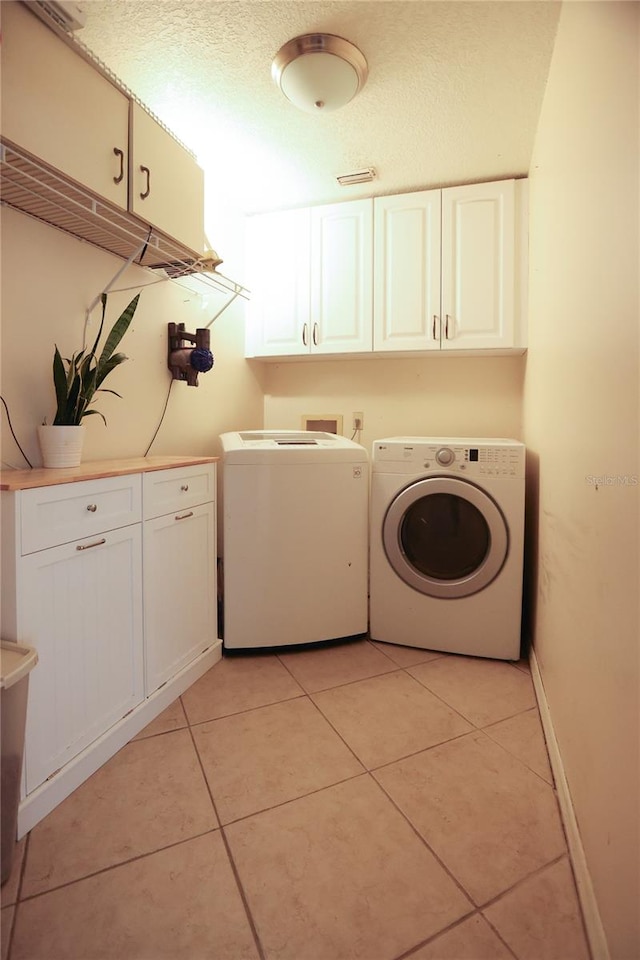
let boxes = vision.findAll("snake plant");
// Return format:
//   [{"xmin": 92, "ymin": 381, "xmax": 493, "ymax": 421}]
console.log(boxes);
[{"xmin": 51, "ymin": 293, "xmax": 140, "ymax": 426}]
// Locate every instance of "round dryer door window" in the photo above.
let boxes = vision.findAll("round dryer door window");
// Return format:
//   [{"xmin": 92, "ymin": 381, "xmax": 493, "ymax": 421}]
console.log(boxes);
[{"xmin": 382, "ymin": 477, "xmax": 509, "ymax": 599}]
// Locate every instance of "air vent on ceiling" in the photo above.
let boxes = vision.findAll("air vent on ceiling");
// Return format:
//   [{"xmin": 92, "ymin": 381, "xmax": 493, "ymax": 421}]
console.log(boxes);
[
  {"xmin": 336, "ymin": 168, "xmax": 376, "ymax": 186},
  {"xmin": 34, "ymin": 0, "xmax": 86, "ymax": 32}
]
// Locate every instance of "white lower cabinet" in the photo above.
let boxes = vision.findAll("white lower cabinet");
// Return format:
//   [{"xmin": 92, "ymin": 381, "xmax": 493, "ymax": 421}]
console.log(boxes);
[
  {"xmin": 143, "ymin": 470, "xmax": 217, "ymax": 695},
  {"xmin": 0, "ymin": 459, "xmax": 220, "ymax": 834},
  {"xmin": 20, "ymin": 524, "xmax": 144, "ymax": 794}
]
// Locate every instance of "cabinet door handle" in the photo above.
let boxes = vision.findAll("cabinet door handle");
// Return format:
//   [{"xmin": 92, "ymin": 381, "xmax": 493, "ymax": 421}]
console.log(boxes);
[
  {"xmin": 312, "ymin": 322, "xmax": 319, "ymax": 346},
  {"xmin": 175, "ymin": 511, "xmax": 194, "ymax": 521},
  {"xmin": 445, "ymin": 314, "xmax": 453, "ymax": 340},
  {"xmin": 180, "ymin": 484, "xmax": 189, "ymax": 492},
  {"xmin": 113, "ymin": 148, "xmax": 124, "ymax": 184},
  {"xmin": 76, "ymin": 538, "xmax": 106, "ymax": 551},
  {"xmin": 302, "ymin": 323, "xmax": 308, "ymax": 346},
  {"xmin": 432, "ymin": 315, "xmax": 440, "ymax": 341},
  {"xmin": 86, "ymin": 503, "xmax": 98, "ymax": 513},
  {"xmin": 139, "ymin": 165, "xmax": 151, "ymax": 200}
]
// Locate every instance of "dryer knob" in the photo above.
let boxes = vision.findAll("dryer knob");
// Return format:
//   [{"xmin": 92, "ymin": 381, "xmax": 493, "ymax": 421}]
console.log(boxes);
[{"xmin": 436, "ymin": 447, "xmax": 455, "ymax": 466}]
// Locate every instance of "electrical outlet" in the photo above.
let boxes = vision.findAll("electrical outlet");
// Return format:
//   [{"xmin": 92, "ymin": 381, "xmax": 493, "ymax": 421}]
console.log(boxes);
[{"xmin": 353, "ymin": 411, "xmax": 364, "ymax": 431}]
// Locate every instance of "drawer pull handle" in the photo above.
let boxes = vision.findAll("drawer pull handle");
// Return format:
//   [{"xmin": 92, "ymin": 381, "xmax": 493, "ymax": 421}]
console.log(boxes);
[
  {"xmin": 181, "ymin": 484, "xmax": 189, "ymax": 492},
  {"xmin": 175, "ymin": 511, "xmax": 194, "ymax": 521},
  {"xmin": 86, "ymin": 504, "xmax": 98, "ymax": 513},
  {"xmin": 76, "ymin": 538, "xmax": 106, "ymax": 551}
]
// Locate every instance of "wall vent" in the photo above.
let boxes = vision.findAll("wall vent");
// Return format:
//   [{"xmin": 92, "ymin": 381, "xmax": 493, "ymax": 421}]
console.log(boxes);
[
  {"xmin": 32, "ymin": 1, "xmax": 86, "ymax": 32},
  {"xmin": 336, "ymin": 168, "xmax": 376, "ymax": 186}
]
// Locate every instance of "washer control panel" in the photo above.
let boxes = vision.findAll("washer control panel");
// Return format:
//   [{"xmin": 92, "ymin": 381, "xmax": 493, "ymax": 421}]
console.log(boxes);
[{"xmin": 373, "ymin": 438, "xmax": 525, "ymax": 479}]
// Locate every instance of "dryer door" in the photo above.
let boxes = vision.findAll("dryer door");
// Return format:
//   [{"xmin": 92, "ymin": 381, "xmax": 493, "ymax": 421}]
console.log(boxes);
[{"xmin": 382, "ymin": 477, "xmax": 508, "ymax": 599}]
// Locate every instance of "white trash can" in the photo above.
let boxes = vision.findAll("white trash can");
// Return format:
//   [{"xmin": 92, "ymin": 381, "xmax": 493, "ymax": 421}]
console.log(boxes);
[{"xmin": 1, "ymin": 641, "xmax": 38, "ymax": 885}]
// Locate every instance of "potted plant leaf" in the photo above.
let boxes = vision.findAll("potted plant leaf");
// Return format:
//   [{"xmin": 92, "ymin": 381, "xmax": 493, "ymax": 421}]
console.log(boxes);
[{"xmin": 38, "ymin": 292, "xmax": 140, "ymax": 467}]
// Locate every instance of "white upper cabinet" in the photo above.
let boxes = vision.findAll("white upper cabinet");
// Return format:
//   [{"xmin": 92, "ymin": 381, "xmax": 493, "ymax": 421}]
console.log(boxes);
[
  {"xmin": 441, "ymin": 180, "xmax": 518, "ymax": 351},
  {"xmin": 375, "ymin": 179, "xmax": 526, "ymax": 353},
  {"xmin": 1, "ymin": 2, "xmax": 129, "ymax": 209},
  {"xmin": 130, "ymin": 103, "xmax": 205, "ymax": 254},
  {"xmin": 246, "ymin": 199, "xmax": 373, "ymax": 357},
  {"xmin": 245, "ymin": 208, "xmax": 311, "ymax": 357},
  {"xmin": 310, "ymin": 200, "xmax": 373, "ymax": 354},
  {"xmin": 1, "ymin": 4, "xmax": 205, "ymax": 256},
  {"xmin": 374, "ymin": 190, "xmax": 442, "ymax": 351},
  {"xmin": 246, "ymin": 180, "xmax": 527, "ymax": 360}
]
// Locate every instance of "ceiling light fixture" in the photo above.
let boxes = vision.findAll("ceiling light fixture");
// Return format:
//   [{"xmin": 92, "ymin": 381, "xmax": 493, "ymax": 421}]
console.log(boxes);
[{"xmin": 271, "ymin": 34, "xmax": 368, "ymax": 113}]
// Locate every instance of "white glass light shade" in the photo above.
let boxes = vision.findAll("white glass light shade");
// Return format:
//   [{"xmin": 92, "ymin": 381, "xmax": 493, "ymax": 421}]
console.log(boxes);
[{"xmin": 272, "ymin": 34, "xmax": 368, "ymax": 113}]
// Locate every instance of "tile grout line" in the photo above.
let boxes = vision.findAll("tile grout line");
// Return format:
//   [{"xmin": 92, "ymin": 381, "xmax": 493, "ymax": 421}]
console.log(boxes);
[
  {"xmin": 4, "ymin": 829, "xmax": 31, "ymax": 960},
  {"xmin": 405, "ymin": 661, "xmax": 538, "ymax": 732},
  {"xmin": 481, "ymin": 717, "xmax": 558, "ymax": 789},
  {"xmin": 185, "ymin": 691, "xmax": 307, "ymax": 728},
  {"xmin": 370, "ymin": 765, "xmax": 479, "ymax": 909},
  {"xmin": 184, "ymin": 699, "xmax": 267, "ymax": 960},
  {"xmin": 9, "ymin": 826, "xmax": 222, "ymax": 903},
  {"xmin": 392, "ymin": 909, "xmax": 519, "ymax": 960}
]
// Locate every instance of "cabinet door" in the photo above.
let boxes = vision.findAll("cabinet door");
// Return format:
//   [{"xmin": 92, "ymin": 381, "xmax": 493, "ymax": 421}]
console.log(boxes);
[
  {"xmin": 244, "ymin": 208, "xmax": 311, "ymax": 357},
  {"xmin": 130, "ymin": 103, "xmax": 205, "ymax": 253},
  {"xmin": 441, "ymin": 180, "xmax": 515, "ymax": 350},
  {"xmin": 374, "ymin": 191, "xmax": 441, "ymax": 351},
  {"xmin": 19, "ymin": 525, "xmax": 144, "ymax": 793},
  {"xmin": 311, "ymin": 199, "xmax": 373, "ymax": 354},
  {"xmin": 143, "ymin": 502, "xmax": 217, "ymax": 695},
  {"xmin": 1, "ymin": 2, "xmax": 129, "ymax": 209}
]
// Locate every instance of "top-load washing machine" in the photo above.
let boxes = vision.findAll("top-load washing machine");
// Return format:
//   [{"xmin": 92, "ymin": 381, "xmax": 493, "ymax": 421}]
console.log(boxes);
[
  {"xmin": 221, "ymin": 430, "xmax": 369, "ymax": 649},
  {"xmin": 370, "ymin": 437, "xmax": 525, "ymax": 660}
]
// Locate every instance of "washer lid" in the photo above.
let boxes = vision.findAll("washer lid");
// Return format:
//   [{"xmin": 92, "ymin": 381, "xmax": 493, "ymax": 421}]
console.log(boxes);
[{"xmin": 220, "ymin": 430, "xmax": 368, "ymax": 463}]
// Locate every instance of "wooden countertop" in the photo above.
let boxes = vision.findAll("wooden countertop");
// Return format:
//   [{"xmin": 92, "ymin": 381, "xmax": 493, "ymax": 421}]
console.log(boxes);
[{"xmin": 0, "ymin": 456, "xmax": 219, "ymax": 491}]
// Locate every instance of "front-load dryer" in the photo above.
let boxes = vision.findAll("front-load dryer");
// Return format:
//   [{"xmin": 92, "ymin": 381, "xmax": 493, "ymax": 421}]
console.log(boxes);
[{"xmin": 370, "ymin": 437, "xmax": 525, "ymax": 660}]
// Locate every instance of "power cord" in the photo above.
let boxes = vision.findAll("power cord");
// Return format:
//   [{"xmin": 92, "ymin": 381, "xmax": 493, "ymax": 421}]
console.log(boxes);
[
  {"xmin": 0, "ymin": 395, "xmax": 33, "ymax": 468},
  {"xmin": 144, "ymin": 380, "xmax": 174, "ymax": 457}
]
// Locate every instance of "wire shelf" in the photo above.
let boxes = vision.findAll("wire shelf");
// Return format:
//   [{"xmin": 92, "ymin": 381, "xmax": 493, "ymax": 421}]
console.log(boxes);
[{"xmin": 0, "ymin": 140, "xmax": 248, "ymax": 301}]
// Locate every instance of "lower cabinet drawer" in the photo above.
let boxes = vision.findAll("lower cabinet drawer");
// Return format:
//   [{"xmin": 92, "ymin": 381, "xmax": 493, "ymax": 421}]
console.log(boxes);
[
  {"xmin": 20, "ymin": 474, "xmax": 142, "ymax": 554},
  {"xmin": 143, "ymin": 463, "xmax": 215, "ymax": 519}
]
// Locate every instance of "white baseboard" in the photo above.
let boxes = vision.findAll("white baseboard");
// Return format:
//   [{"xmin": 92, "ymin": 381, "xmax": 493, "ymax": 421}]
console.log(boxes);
[
  {"xmin": 18, "ymin": 640, "xmax": 222, "ymax": 837},
  {"xmin": 529, "ymin": 648, "xmax": 610, "ymax": 960}
]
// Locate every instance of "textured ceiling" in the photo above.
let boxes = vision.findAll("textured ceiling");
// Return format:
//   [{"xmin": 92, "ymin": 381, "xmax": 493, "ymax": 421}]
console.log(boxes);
[{"xmin": 77, "ymin": 1, "xmax": 560, "ymax": 221}]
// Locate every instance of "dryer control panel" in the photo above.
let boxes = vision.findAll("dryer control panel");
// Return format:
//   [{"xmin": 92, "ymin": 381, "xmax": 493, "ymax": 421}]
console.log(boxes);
[{"xmin": 372, "ymin": 437, "xmax": 525, "ymax": 479}]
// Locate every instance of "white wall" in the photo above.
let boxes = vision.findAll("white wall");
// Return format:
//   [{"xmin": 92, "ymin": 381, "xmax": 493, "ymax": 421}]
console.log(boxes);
[
  {"xmin": 0, "ymin": 207, "xmax": 265, "ymax": 469},
  {"xmin": 524, "ymin": 3, "xmax": 639, "ymax": 957},
  {"xmin": 262, "ymin": 354, "xmax": 525, "ymax": 447}
]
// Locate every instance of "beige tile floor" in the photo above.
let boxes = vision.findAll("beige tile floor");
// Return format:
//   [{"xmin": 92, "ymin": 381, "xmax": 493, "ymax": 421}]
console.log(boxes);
[{"xmin": 1, "ymin": 638, "xmax": 592, "ymax": 960}]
